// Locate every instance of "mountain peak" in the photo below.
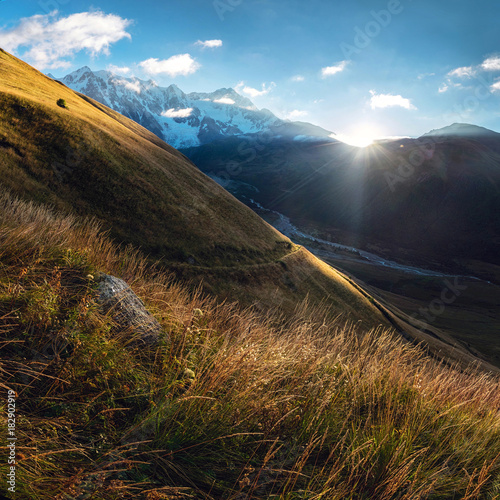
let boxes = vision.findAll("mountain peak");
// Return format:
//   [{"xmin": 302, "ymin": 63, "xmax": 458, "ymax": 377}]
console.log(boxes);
[
  {"xmin": 61, "ymin": 66, "xmax": 95, "ymax": 84},
  {"xmin": 423, "ymin": 123, "xmax": 500, "ymax": 138},
  {"xmin": 166, "ymin": 84, "xmax": 185, "ymax": 96},
  {"xmin": 94, "ymin": 69, "xmax": 113, "ymax": 79},
  {"xmin": 73, "ymin": 66, "xmax": 93, "ymax": 76}
]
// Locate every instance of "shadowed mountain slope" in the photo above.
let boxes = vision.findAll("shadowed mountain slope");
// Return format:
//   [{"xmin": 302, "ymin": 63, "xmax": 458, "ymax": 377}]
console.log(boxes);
[{"xmin": 183, "ymin": 130, "xmax": 500, "ymax": 270}]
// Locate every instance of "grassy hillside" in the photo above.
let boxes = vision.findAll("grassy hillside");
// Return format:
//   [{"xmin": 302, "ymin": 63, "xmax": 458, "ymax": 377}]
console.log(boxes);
[
  {"xmin": 2, "ymin": 191, "xmax": 500, "ymax": 499},
  {"xmin": 0, "ymin": 49, "xmax": 389, "ymax": 329},
  {"xmin": 0, "ymin": 49, "xmax": 288, "ymax": 266}
]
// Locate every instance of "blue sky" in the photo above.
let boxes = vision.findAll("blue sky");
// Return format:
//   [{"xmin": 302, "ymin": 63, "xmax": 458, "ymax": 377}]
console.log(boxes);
[{"xmin": 1, "ymin": 0, "xmax": 500, "ymax": 145}]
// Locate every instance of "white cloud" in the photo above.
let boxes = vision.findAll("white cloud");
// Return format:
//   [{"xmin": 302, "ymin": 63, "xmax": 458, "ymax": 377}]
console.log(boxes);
[
  {"xmin": 161, "ymin": 108, "xmax": 194, "ymax": 118},
  {"xmin": 195, "ymin": 39, "xmax": 223, "ymax": 49},
  {"xmin": 491, "ymin": 80, "xmax": 500, "ymax": 93},
  {"xmin": 113, "ymin": 78, "xmax": 141, "ymax": 93},
  {"xmin": 235, "ymin": 81, "xmax": 276, "ymax": 98},
  {"xmin": 441, "ymin": 57, "xmax": 500, "ymax": 92},
  {"xmin": 370, "ymin": 91, "xmax": 417, "ymax": 110},
  {"xmin": 291, "ymin": 75, "xmax": 305, "ymax": 82},
  {"xmin": 214, "ymin": 97, "xmax": 235, "ymax": 105},
  {"xmin": 321, "ymin": 60, "xmax": 348, "ymax": 78},
  {"xmin": 439, "ymin": 80, "xmax": 465, "ymax": 92},
  {"xmin": 482, "ymin": 56, "xmax": 500, "ymax": 71},
  {"xmin": 447, "ymin": 66, "xmax": 476, "ymax": 78},
  {"xmin": 139, "ymin": 54, "xmax": 200, "ymax": 77},
  {"xmin": 107, "ymin": 64, "xmax": 131, "ymax": 75},
  {"xmin": 0, "ymin": 11, "xmax": 132, "ymax": 70},
  {"xmin": 284, "ymin": 109, "xmax": 308, "ymax": 120}
]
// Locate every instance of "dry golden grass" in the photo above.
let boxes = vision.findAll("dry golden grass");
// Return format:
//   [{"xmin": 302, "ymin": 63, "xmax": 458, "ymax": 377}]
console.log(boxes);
[{"xmin": 1, "ymin": 190, "xmax": 500, "ymax": 499}]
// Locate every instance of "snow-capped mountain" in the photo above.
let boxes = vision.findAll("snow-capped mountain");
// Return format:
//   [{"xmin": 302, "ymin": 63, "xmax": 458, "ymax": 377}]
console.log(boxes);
[{"xmin": 56, "ymin": 67, "xmax": 335, "ymax": 149}]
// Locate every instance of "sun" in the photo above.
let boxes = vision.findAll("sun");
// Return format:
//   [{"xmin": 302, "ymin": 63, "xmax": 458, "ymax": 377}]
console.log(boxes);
[{"xmin": 335, "ymin": 124, "xmax": 385, "ymax": 148}]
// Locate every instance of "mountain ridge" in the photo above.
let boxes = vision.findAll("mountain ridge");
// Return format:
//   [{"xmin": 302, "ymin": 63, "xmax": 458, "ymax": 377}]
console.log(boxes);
[
  {"xmin": 56, "ymin": 66, "xmax": 335, "ymax": 148},
  {"xmin": 422, "ymin": 122, "xmax": 500, "ymax": 138}
]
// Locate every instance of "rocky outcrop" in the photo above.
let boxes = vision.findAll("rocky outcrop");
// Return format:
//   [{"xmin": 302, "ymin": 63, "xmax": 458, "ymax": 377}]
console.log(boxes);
[{"xmin": 96, "ymin": 273, "xmax": 164, "ymax": 345}]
